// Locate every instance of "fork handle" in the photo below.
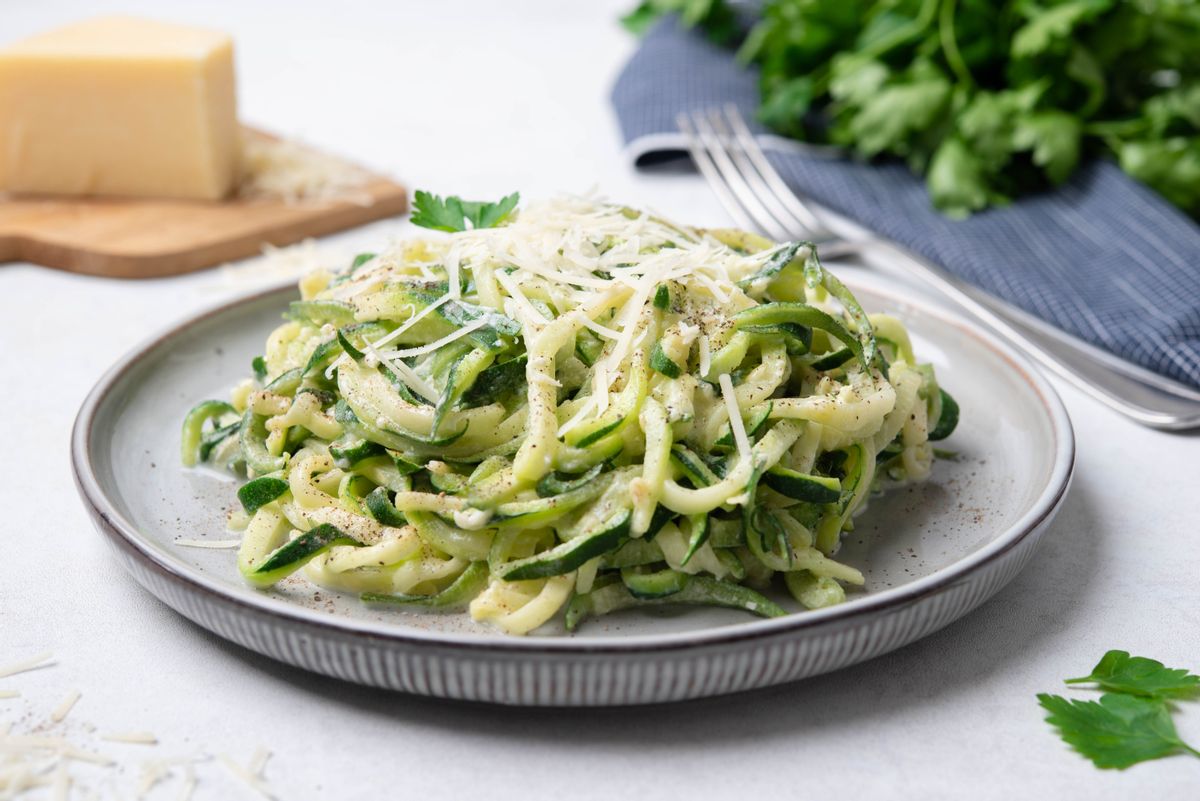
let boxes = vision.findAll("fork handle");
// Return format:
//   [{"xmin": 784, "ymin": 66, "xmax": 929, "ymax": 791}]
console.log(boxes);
[{"xmin": 823, "ymin": 238, "xmax": 1200, "ymax": 430}]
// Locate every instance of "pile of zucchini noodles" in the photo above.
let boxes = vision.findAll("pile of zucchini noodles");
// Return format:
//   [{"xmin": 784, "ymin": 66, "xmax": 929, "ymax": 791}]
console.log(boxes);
[{"xmin": 181, "ymin": 196, "xmax": 958, "ymax": 635}]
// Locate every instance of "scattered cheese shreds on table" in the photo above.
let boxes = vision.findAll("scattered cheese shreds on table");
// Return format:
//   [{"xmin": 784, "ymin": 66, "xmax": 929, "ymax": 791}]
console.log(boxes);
[
  {"xmin": 101, "ymin": 732, "xmax": 159, "ymax": 746},
  {"xmin": 218, "ymin": 753, "xmax": 276, "ymax": 800},
  {"xmin": 0, "ymin": 653, "xmax": 278, "ymax": 799},
  {"xmin": 0, "ymin": 652, "xmax": 54, "ymax": 680},
  {"xmin": 49, "ymin": 690, "xmax": 81, "ymax": 724}
]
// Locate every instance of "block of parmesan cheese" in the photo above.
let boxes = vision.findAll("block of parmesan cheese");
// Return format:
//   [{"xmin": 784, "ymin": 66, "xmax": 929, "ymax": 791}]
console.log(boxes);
[{"xmin": 0, "ymin": 17, "xmax": 239, "ymax": 201}]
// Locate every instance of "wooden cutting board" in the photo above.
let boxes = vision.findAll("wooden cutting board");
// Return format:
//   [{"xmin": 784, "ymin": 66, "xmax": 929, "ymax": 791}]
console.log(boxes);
[{"xmin": 0, "ymin": 129, "xmax": 407, "ymax": 279}]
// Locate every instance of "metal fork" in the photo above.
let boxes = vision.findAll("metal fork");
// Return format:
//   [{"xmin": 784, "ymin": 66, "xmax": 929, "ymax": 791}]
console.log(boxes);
[{"xmin": 678, "ymin": 105, "xmax": 1200, "ymax": 431}]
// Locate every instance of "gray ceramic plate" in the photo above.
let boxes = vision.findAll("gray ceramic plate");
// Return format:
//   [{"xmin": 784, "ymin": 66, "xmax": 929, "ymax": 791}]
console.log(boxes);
[{"xmin": 72, "ymin": 270, "xmax": 1074, "ymax": 706}]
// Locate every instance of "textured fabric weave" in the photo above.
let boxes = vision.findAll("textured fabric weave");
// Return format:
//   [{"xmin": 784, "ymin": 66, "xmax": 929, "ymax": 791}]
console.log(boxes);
[{"xmin": 612, "ymin": 19, "xmax": 1200, "ymax": 389}]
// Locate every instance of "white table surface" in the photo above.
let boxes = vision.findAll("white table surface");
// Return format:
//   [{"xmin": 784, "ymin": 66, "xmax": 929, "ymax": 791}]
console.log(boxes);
[{"xmin": 2, "ymin": 2, "xmax": 1198, "ymax": 799}]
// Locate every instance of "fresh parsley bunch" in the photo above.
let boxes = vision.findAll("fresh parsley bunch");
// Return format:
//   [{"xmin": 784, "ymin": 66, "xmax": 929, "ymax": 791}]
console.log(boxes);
[
  {"xmin": 1040, "ymin": 650, "xmax": 1200, "ymax": 769},
  {"xmin": 626, "ymin": 0, "xmax": 1200, "ymax": 218}
]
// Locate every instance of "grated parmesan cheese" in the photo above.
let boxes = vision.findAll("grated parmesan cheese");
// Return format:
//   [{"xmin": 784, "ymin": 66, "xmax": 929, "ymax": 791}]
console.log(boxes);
[
  {"xmin": 719, "ymin": 373, "xmax": 752, "ymax": 462},
  {"xmin": 50, "ymin": 690, "xmax": 81, "ymax": 724},
  {"xmin": 218, "ymin": 754, "xmax": 275, "ymax": 800},
  {"xmin": 101, "ymin": 732, "xmax": 158, "ymax": 746},
  {"xmin": 698, "ymin": 335, "xmax": 711, "ymax": 377},
  {"xmin": 179, "ymin": 763, "xmax": 198, "ymax": 801},
  {"xmin": 492, "ymin": 269, "xmax": 543, "ymax": 330},
  {"xmin": 377, "ymin": 317, "xmax": 488, "ymax": 359},
  {"xmin": 368, "ymin": 346, "xmax": 438, "ymax": 402},
  {"xmin": 581, "ymin": 317, "xmax": 621, "ymax": 340},
  {"xmin": 556, "ymin": 394, "xmax": 600, "ymax": 438},
  {"xmin": 249, "ymin": 748, "xmax": 271, "ymax": 778},
  {"xmin": 0, "ymin": 652, "xmax": 53, "ymax": 679},
  {"xmin": 174, "ymin": 538, "xmax": 242, "ymax": 550},
  {"xmin": 371, "ymin": 294, "xmax": 452, "ymax": 350},
  {"xmin": 237, "ymin": 130, "xmax": 372, "ymax": 206}
]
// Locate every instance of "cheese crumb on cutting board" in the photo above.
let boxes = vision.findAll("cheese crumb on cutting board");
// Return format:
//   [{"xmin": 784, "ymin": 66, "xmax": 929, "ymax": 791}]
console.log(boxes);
[{"xmin": 0, "ymin": 16, "xmax": 239, "ymax": 200}]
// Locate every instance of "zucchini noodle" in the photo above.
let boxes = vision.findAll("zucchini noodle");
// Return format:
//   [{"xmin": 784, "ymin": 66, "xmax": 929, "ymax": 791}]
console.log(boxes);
[{"xmin": 182, "ymin": 195, "xmax": 959, "ymax": 635}]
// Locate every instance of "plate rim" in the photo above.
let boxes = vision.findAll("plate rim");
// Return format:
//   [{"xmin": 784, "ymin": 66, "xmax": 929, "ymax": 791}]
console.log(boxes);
[{"xmin": 71, "ymin": 277, "xmax": 1075, "ymax": 655}]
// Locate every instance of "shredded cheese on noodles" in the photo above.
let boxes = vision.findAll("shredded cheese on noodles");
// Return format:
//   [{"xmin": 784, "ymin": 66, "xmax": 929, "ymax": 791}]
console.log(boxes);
[{"xmin": 179, "ymin": 195, "xmax": 955, "ymax": 636}]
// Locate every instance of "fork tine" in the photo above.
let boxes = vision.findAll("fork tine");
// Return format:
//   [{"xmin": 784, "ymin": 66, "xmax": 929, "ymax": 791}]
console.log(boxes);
[
  {"xmin": 723, "ymin": 104, "xmax": 829, "ymax": 237},
  {"xmin": 687, "ymin": 110, "xmax": 792, "ymax": 242},
  {"xmin": 705, "ymin": 107, "xmax": 810, "ymax": 241},
  {"xmin": 676, "ymin": 112, "xmax": 760, "ymax": 234}
]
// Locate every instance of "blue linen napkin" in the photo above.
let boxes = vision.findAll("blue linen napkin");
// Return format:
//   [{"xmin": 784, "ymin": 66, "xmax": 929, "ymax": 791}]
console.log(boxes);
[{"xmin": 612, "ymin": 18, "xmax": 1200, "ymax": 391}]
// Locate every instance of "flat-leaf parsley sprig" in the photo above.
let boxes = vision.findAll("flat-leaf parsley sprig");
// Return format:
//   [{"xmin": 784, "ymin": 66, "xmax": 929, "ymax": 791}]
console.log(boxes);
[
  {"xmin": 410, "ymin": 190, "xmax": 520, "ymax": 232},
  {"xmin": 1039, "ymin": 650, "xmax": 1200, "ymax": 770},
  {"xmin": 1065, "ymin": 650, "xmax": 1200, "ymax": 700}
]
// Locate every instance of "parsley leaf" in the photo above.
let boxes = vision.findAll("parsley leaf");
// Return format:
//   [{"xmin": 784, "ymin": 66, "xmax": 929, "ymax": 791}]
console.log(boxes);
[
  {"xmin": 1117, "ymin": 138, "xmax": 1200, "ymax": 218},
  {"xmin": 1010, "ymin": 0, "xmax": 1112, "ymax": 58},
  {"xmin": 836, "ymin": 65, "xmax": 951, "ymax": 159},
  {"xmin": 1065, "ymin": 650, "xmax": 1200, "ymax": 699},
  {"xmin": 1014, "ymin": 111, "xmax": 1082, "ymax": 184},
  {"xmin": 927, "ymin": 137, "xmax": 993, "ymax": 219},
  {"xmin": 410, "ymin": 191, "xmax": 520, "ymax": 233},
  {"xmin": 1037, "ymin": 693, "xmax": 1198, "ymax": 770},
  {"xmin": 621, "ymin": 0, "xmax": 741, "ymax": 44}
]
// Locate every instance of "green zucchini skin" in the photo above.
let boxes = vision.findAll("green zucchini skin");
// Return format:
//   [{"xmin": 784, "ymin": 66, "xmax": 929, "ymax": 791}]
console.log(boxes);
[
  {"xmin": 198, "ymin": 421, "xmax": 240, "ymax": 463},
  {"xmin": 362, "ymin": 562, "xmax": 489, "ymax": 609},
  {"xmin": 536, "ymin": 464, "xmax": 604, "ymax": 498},
  {"xmin": 680, "ymin": 514, "xmax": 710, "ymax": 566},
  {"xmin": 497, "ymin": 509, "xmax": 631, "ymax": 581},
  {"xmin": 363, "ymin": 487, "xmax": 408, "ymax": 527},
  {"xmin": 653, "ymin": 283, "xmax": 671, "ymax": 310},
  {"xmin": 814, "ymin": 443, "xmax": 869, "ymax": 554},
  {"xmin": 349, "ymin": 252, "xmax": 376, "ymax": 271},
  {"xmin": 429, "ymin": 471, "xmax": 468, "ymax": 495},
  {"xmin": 600, "ymin": 539, "xmax": 665, "ymax": 569},
  {"xmin": 621, "ymin": 567, "xmax": 688, "ymax": 599},
  {"xmin": 574, "ymin": 328, "xmax": 605, "ymax": 366},
  {"xmin": 237, "ymin": 476, "xmax": 290, "ymax": 513},
  {"xmin": 574, "ymin": 419, "xmax": 624, "ymax": 449},
  {"xmin": 180, "ymin": 400, "xmax": 235, "ymax": 467},
  {"xmin": 565, "ymin": 575, "xmax": 786, "ymax": 632},
  {"xmin": 714, "ymin": 403, "xmax": 772, "ymax": 450},
  {"xmin": 762, "ymin": 467, "xmax": 842, "ymax": 504},
  {"xmin": 929, "ymin": 388, "xmax": 960, "ymax": 440},
  {"xmin": 329, "ymin": 438, "xmax": 386, "ymax": 466},
  {"xmin": 807, "ymin": 347, "xmax": 854, "ymax": 371},
  {"xmin": 644, "ymin": 504, "xmax": 675, "ymax": 540},
  {"xmin": 407, "ymin": 511, "xmax": 491, "ymax": 561},
  {"xmin": 238, "ymin": 412, "xmax": 287, "ymax": 475},
  {"xmin": 246, "ymin": 524, "xmax": 362, "ymax": 587},
  {"xmin": 287, "ymin": 299, "xmax": 358, "ymax": 327},
  {"xmin": 670, "ymin": 446, "xmax": 718, "ymax": 487},
  {"xmin": 376, "ymin": 284, "xmax": 520, "ymax": 353},
  {"xmin": 494, "ymin": 478, "xmax": 607, "ymax": 527},
  {"xmin": 264, "ymin": 367, "xmax": 304, "ymax": 395},
  {"xmin": 462, "ymin": 355, "xmax": 527, "ymax": 406},
  {"xmin": 733, "ymin": 303, "xmax": 865, "ymax": 370},
  {"xmin": 735, "ymin": 240, "xmax": 810, "ymax": 289},
  {"xmin": 650, "ymin": 343, "xmax": 683, "ymax": 378},
  {"xmin": 738, "ymin": 322, "xmax": 812, "ymax": 354}
]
